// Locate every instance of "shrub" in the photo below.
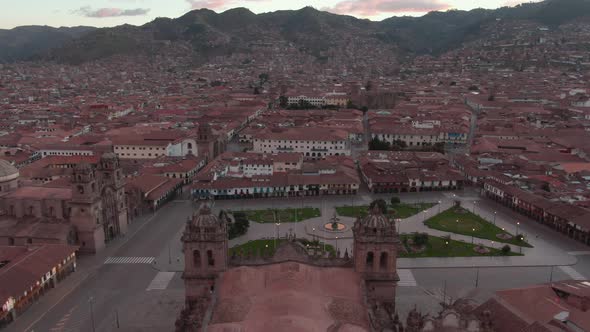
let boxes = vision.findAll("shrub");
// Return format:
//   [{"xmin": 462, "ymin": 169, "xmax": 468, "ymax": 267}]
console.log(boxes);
[
  {"xmin": 369, "ymin": 199, "xmax": 388, "ymax": 214},
  {"xmin": 501, "ymin": 245, "xmax": 511, "ymax": 255},
  {"xmin": 515, "ymin": 234, "xmax": 525, "ymax": 242},
  {"xmin": 412, "ymin": 232, "xmax": 429, "ymax": 246},
  {"xmin": 390, "ymin": 197, "xmax": 401, "ymax": 205}
]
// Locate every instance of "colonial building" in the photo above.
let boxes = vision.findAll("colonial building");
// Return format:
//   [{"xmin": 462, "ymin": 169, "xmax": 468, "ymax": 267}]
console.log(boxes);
[
  {"xmin": 175, "ymin": 203, "xmax": 401, "ymax": 331},
  {"xmin": 252, "ymin": 127, "xmax": 351, "ymax": 159},
  {"xmin": 191, "ymin": 153, "xmax": 360, "ymax": 199},
  {"xmin": 0, "ymin": 153, "xmax": 129, "ymax": 253},
  {"xmin": 359, "ymin": 151, "xmax": 464, "ymax": 193},
  {"xmin": 0, "ymin": 244, "xmax": 78, "ymax": 328},
  {"xmin": 483, "ymin": 179, "xmax": 590, "ymax": 246}
]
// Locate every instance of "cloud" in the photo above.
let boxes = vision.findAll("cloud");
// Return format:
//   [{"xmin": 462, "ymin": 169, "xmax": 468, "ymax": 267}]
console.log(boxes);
[
  {"xmin": 74, "ymin": 6, "xmax": 150, "ymax": 18},
  {"xmin": 324, "ymin": 0, "xmax": 451, "ymax": 16},
  {"xmin": 185, "ymin": 0, "xmax": 231, "ymax": 10},
  {"xmin": 185, "ymin": 0, "xmax": 265, "ymax": 10}
]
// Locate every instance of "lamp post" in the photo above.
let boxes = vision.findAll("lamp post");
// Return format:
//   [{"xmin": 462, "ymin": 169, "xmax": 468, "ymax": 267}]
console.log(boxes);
[
  {"xmin": 274, "ymin": 222, "xmax": 281, "ymax": 249},
  {"xmin": 472, "ymin": 201, "xmax": 477, "ymax": 214},
  {"xmin": 335, "ymin": 236, "xmax": 339, "ymax": 257},
  {"xmin": 471, "ymin": 228, "xmax": 475, "ymax": 244},
  {"xmin": 312, "ymin": 227, "xmax": 316, "ymax": 242},
  {"xmin": 493, "ymin": 211, "xmax": 497, "ymax": 225},
  {"xmin": 89, "ymin": 296, "xmax": 96, "ymax": 332},
  {"xmin": 516, "ymin": 222, "xmax": 520, "ymax": 236}
]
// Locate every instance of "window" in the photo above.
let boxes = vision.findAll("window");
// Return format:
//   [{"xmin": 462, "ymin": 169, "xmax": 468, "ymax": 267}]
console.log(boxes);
[
  {"xmin": 193, "ymin": 250, "xmax": 201, "ymax": 267},
  {"xmin": 380, "ymin": 252, "xmax": 388, "ymax": 270},
  {"xmin": 207, "ymin": 250, "xmax": 215, "ymax": 266},
  {"xmin": 366, "ymin": 252, "xmax": 374, "ymax": 268}
]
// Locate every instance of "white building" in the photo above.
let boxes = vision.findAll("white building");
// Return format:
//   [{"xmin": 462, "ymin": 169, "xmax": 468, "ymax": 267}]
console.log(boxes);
[{"xmin": 252, "ymin": 128, "xmax": 351, "ymax": 159}]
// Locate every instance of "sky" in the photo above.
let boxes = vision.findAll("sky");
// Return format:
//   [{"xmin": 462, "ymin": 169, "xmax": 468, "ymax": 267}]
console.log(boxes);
[{"xmin": 0, "ymin": 0, "xmax": 537, "ymax": 29}]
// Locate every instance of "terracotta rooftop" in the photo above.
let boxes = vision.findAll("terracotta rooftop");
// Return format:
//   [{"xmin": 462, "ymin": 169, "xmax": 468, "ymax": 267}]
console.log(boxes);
[{"xmin": 208, "ymin": 261, "xmax": 369, "ymax": 332}]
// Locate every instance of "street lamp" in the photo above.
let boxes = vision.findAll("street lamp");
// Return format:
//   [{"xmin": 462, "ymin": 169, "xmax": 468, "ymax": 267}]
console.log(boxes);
[
  {"xmin": 472, "ymin": 201, "xmax": 477, "ymax": 214},
  {"xmin": 89, "ymin": 296, "xmax": 96, "ymax": 332},
  {"xmin": 275, "ymin": 222, "xmax": 281, "ymax": 249},
  {"xmin": 335, "ymin": 236, "xmax": 339, "ymax": 257},
  {"xmin": 471, "ymin": 228, "xmax": 475, "ymax": 244},
  {"xmin": 493, "ymin": 211, "xmax": 497, "ymax": 225},
  {"xmin": 438, "ymin": 200, "xmax": 442, "ymax": 214},
  {"xmin": 312, "ymin": 227, "xmax": 316, "ymax": 242},
  {"xmin": 516, "ymin": 222, "xmax": 520, "ymax": 236}
]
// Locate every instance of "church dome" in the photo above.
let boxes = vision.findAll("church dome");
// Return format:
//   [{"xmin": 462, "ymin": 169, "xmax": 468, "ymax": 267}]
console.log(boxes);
[
  {"xmin": 0, "ymin": 159, "xmax": 18, "ymax": 179},
  {"xmin": 360, "ymin": 205, "xmax": 391, "ymax": 229},
  {"xmin": 192, "ymin": 204, "xmax": 223, "ymax": 228}
]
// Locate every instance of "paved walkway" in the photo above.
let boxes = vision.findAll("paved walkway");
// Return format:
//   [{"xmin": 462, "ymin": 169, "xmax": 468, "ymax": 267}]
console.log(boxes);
[{"xmin": 214, "ymin": 190, "xmax": 577, "ymax": 269}]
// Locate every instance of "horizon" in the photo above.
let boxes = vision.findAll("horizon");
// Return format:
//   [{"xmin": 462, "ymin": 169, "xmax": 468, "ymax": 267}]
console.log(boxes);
[{"xmin": 0, "ymin": 0, "xmax": 540, "ymax": 30}]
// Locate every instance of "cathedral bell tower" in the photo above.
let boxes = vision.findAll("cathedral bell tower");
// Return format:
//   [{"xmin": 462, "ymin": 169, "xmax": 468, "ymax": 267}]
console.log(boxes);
[
  {"xmin": 352, "ymin": 205, "xmax": 400, "ymax": 308},
  {"xmin": 176, "ymin": 203, "xmax": 228, "ymax": 332},
  {"xmin": 69, "ymin": 163, "xmax": 103, "ymax": 253}
]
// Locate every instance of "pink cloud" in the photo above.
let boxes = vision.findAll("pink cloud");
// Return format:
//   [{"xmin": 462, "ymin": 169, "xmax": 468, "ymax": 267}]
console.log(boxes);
[
  {"xmin": 325, "ymin": 0, "xmax": 451, "ymax": 16},
  {"xmin": 75, "ymin": 6, "xmax": 150, "ymax": 18},
  {"xmin": 185, "ymin": 0, "xmax": 230, "ymax": 10}
]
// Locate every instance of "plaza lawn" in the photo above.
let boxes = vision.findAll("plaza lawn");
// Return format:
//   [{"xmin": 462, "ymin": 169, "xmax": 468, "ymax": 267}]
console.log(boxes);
[
  {"xmin": 237, "ymin": 207, "xmax": 321, "ymax": 223},
  {"xmin": 335, "ymin": 203, "xmax": 436, "ymax": 219},
  {"xmin": 424, "ymin": 206, "xmax": 532, "ymax": 247},
  {"xmin": 229, "ymin": 239, "xmax": 336, "ymax": 257},
  {"xmin": 399, "ymin": 234, "xmax": 522, "ymax": 258}
]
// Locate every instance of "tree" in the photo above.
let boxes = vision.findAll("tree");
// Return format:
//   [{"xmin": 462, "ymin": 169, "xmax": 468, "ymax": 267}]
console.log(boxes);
[
  {"xmin": 360, "ymin": 106, "xmax": 369, "ymax": 113},
  {"xmin": 347, "ymin": 100, "xmax": 358, "ymax": 109},
  {"xmin": 278, "ymin": 96, "xmax": 288, "ymax": 108},
  {"xmin": 229, "ymin": 212, "xmax": 250, "ymax": 239},
  {"xmin": 390, "ymin": 197, "xmax": 401, "ymax": 205},
  {"xmin": 369, "ymin": 199, "xmax": 388, "ymax": 214},
  {"xmin": 369, "ymin": 137, "xmax": 391, "ymax": 150},
  {"xmin": 390, "ymin": 139, "xmax": 407, "ymax": 151},
  {"xmin": 258, "ymin": 73, "xmax": 269, "ymax": 84},
  {"xmin": 412, "ymin": 232, "xmax": 429, "ymax": 246},
  {"xmin": 501, "ymin": 245, "xmax": 511, "ymax": 255},
  {"xmin": 253, "ymin": 87, "xmax": 261, "ymax": 95}
]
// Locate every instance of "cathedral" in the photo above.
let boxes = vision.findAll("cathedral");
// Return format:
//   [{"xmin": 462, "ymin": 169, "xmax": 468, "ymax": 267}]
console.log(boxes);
[{"xmin": 0, "ymin": 153, "xmax": 128, "ymax": 253}]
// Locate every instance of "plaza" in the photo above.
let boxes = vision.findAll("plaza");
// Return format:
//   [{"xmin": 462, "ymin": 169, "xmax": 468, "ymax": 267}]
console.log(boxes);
[{"xmin": 8, "ymin": 187, "xmax": 590, "ymax": 332}]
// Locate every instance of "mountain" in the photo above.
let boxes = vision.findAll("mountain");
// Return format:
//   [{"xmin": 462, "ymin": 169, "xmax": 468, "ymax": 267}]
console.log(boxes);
[
  {"xmin": 0, "ymin": 26, "xmax": 96, "ymax": 62},
  {"xmin": 5, "ymin": 0, "xmax": 590, "ymax": 64}
]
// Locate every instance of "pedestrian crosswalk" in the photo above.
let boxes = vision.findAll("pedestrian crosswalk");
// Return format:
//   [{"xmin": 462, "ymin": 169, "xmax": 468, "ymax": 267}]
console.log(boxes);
[
  {"xmin": 397, "ymin": 269, "xmax": 417, "ymax": 287},
  {"xmin": 104, "ymin": 256, "xmax": 155, "ymax": 264},
  {"xmin": 559, "ymin": 266, "xmax": 586, "ymax": 281},
  {"xmin": 147, "ymin": 272, "xmax": 176, "ymax": 291}
]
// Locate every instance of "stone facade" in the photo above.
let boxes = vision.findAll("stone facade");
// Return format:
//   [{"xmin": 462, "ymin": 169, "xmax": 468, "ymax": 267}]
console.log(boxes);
[
  {"xmin": 176, "ymin": 204, "xmax": 228, "ymax": 332},
  {"xmin": 0, "ymin": 153, "xmax": 128, "ymax": 253}
]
